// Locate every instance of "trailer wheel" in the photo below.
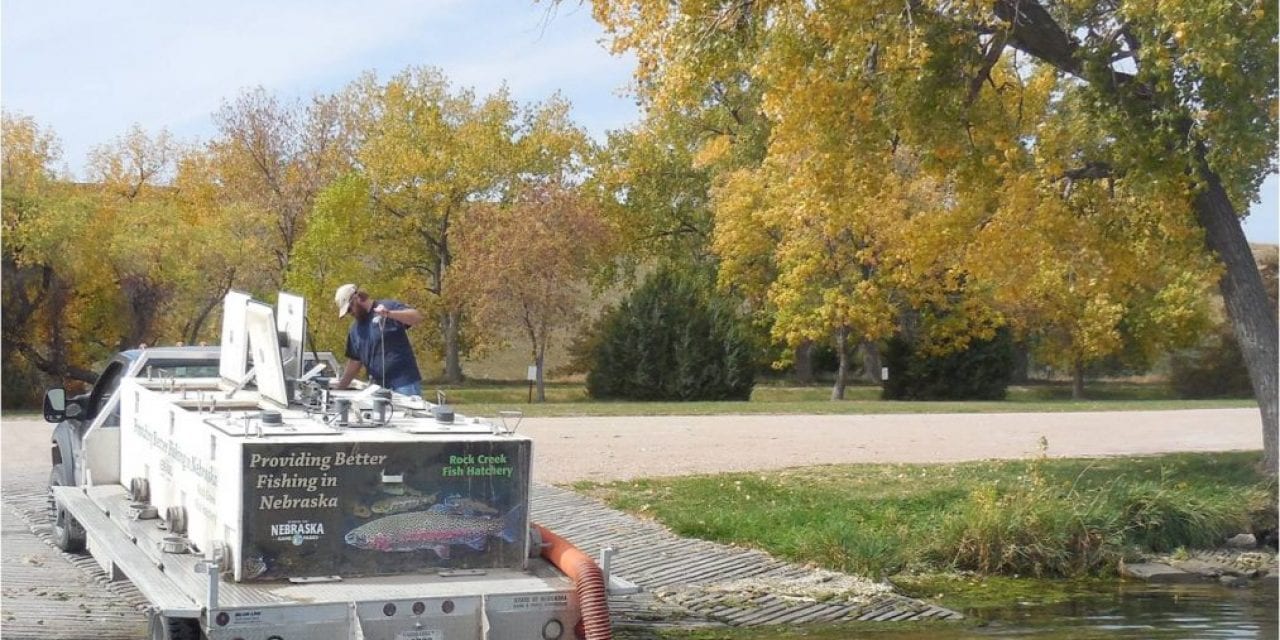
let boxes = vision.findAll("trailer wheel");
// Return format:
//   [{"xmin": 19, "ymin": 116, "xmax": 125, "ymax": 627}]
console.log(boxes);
[
  {"xmin": 148, "ymin": 613, "xmax": 205, "ymax": 640},
  {"xmin": 49, "ymin": 464, "xmax": 86, "ymax": 553}
]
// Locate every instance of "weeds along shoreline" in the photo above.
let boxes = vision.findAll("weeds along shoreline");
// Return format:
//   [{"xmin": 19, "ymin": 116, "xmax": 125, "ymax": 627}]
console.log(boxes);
[{"xmin": 578, "ymin": 451, "xmax": 1277, "ymax": 581}]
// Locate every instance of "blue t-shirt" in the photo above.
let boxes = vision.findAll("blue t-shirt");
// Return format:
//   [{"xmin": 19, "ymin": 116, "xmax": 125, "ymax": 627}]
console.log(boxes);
[{"xmin": 344, "ymin": 299, "xmax": 422, "ymax": 389}]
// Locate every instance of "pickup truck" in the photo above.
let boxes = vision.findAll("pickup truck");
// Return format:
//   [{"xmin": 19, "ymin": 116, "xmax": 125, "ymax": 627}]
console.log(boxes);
[{"xmin": 45, "ymin": 346, "xmax": 226, "ymax": 553}]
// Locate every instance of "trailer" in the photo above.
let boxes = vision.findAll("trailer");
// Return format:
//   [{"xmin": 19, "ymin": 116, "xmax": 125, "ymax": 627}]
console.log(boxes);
[{"xmin": 42, "ymin": 291, "xmax": 622, "ymax": 640}]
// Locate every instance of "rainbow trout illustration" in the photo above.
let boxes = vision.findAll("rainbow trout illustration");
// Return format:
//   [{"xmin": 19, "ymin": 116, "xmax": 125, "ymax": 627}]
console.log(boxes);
[{"xmin": 344, "ymin": 505, "xmax": 523, "ymax": 558}]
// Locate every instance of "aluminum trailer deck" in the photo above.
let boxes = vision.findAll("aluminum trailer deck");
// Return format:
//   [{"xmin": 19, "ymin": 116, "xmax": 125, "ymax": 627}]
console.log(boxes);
[{"xmin": 57, "ymin": 483, "xmax": 581, "ymax": 640}]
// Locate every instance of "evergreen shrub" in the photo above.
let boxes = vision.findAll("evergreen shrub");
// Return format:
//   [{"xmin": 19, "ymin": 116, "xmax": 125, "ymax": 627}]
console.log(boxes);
[
  {"xmin": 586, "ymin": 269, "xmax": 755, "ymax": 401},
  {"xmin": 881, "ymin": 328, "xmax": 1015, "ymax": 400}
]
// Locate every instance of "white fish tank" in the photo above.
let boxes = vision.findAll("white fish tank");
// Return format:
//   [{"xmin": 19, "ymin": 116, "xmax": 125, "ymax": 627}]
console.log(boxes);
[{"xmin": 118, "ymin": 291, "xmax": 532, "ymax": 582}]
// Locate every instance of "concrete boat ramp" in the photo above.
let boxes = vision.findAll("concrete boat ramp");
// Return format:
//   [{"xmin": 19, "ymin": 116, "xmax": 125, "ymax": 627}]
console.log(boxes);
[
  {"xmin": 530, "ymin": 485, "xmax": 960, "ymax": 629},
  {"xmin": 2, "ymin": 480, "xmax": 957, "ymax": 638}
]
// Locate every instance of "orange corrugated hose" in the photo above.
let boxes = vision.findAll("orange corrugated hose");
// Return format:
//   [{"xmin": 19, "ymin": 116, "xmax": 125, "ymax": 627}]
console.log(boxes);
[{"xmin": 532, "ymin": 523, "xmax": 612, "ymax": 640}]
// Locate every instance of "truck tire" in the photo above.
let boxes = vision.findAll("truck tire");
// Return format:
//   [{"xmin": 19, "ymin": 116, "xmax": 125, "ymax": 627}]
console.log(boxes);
[{"xmin": 49, "ymin": 464, "xmax": 86, "ymax": 553}]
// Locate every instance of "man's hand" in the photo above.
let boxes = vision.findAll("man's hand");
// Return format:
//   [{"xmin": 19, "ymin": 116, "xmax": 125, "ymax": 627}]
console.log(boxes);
[
  {"xmin": 336, "ymin": 359, "xmax": 362, "ymax": 389},
  {"xmin": 371, "ymin": 303, "xmax": 423, "ymax": 327}
]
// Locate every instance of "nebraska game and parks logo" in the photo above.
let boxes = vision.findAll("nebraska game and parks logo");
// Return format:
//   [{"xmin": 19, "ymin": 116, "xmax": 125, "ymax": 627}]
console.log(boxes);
[{"xmin": 271, "ymin": 520, "xmax": 325, "ymax": 546}]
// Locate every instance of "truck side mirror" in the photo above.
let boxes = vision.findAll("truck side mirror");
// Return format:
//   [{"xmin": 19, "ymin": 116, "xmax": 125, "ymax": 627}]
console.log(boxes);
[{"xmin": 44, "ymin": 388, "xmax": 66, "ymax": 423}]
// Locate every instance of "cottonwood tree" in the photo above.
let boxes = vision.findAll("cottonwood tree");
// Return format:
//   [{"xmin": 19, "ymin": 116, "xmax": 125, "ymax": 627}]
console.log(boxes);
[
  {"xmin": 967, "ymin": 175, "xmax": 1217, "ymax": 398},
  {"xmin": 337, "ymin": 68, "xmax": 516, "ymax": 382},
  {"xmin": 87, "ymin": 126, "xmax": 185, "ymax": 350},
  {"xmin": 168, "ymin": 146, "xmax": 276, "ymax": 344},
  {"xmin": 1, "ymin": 113, "xmax": 99, "ymax": 397},
  {"xmin": 311, "ymin": 68, "xmax": 591, "ymax": 383},
  {"xmin": 448, "ymin": 184, "xmax": 612, "ymax": 401},
  {"xmin": 84, "ymin": 127, "xmax": 274, "ymax": 351},
  {"xmin": 591, "ymin": 0, "xmax": 1278, "ymax": 471},
  {"xmin": 212, "ymin": 87, "xmax": 349, "ymax": 287},
  {"xmin": 286, "ymin": 174, "xmax": 393, "ymax": 357}
]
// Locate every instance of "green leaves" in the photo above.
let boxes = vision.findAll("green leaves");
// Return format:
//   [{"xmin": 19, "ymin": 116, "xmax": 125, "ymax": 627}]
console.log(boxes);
[
  {"xmin": 590, "ymin": 0, "xmax": 1268, "ymax": 397},
  {"xmin": 587, "ymin": 268, "xmax": 756, "ymax": 401}
]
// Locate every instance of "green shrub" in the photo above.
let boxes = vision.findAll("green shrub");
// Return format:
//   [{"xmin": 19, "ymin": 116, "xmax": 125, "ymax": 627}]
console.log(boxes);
[
  {"xmin": 1168, "ymin": 327, "xmax": 1254, "ymax": 398},
  {"xmin": 881, "ymin": 328, "xmax": 1015, "ymax": 400},
  {"xmin": 586, "ymin": 269, "xmax": 755, "ymax": 401}
]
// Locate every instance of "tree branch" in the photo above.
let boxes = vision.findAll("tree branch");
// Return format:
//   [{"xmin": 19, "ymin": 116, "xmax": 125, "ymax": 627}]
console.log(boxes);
[
  {"xmin": 1060, "ymin": 161, "xmax": 1115, "ymax": 181},
  {"xmin": 16, "ymin": 342, "xmax": 97, "ymax": 384},
  {"xmin": 991, "ymin": 0, "xmax": 1142, "ymax": 98},
  {"xmin": 968, "ymin": 30, "xmax": 1010, "ymax": 105},
  {"xmin": 992, "ymin": 0, "xmax": 1081, "ymax": 76},
  {"xmin": 1059, "ymin": 161, "xmax": 1119, "ymax": 198}
]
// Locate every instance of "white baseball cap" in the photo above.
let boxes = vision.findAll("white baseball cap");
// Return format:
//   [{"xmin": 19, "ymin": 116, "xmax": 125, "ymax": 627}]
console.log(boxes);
[{"xmin": 335, "ymin": 283, "xmax": 358, "ymax": 318}]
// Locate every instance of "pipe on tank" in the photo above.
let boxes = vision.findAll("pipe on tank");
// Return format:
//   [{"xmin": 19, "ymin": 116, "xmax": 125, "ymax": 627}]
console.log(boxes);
[{"xmin": 532, "ymin": 523, "xmax": 612, "ymax": 640}]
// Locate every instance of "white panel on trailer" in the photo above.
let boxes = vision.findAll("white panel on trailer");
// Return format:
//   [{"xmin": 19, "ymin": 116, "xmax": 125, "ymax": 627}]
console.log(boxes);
[
  {"xmin": 219, "ymin": 291, "xmax": 252, "ymax": 384},
  {"xmin": 276, "ymin": 291, "xmax": 307, "ymax": 381},
  {"xmin": 246, "ymin": 301, "xmax": 289, "ymax": 407},
  {"xmin": 119, "ymin": 380, "xmax": 237, "ymax": 563}
]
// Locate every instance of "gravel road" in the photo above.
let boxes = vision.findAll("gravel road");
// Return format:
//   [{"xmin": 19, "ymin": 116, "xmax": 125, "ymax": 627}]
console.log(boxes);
[
  {"xmin": 4, "ymin": 407, "xmax": 1262, "ymax": 485},
  {"xmin": 518, "ymin": 408, "xmax": 1263, "ymax": 484}
]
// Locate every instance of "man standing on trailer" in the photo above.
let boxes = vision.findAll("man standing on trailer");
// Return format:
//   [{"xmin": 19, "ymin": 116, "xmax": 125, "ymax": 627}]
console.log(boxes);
[{"xmin": 333, "ymin": 283, "xmax": 425, "ymax": 397}]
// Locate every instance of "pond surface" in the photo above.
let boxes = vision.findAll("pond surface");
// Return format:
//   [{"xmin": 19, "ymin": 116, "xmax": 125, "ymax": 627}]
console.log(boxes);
[{"xmin": 919, "ymin": 582, "xmax": 1278, "ymax": 639}]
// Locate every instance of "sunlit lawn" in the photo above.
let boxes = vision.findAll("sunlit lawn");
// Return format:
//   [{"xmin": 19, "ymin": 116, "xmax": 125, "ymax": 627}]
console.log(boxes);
[{"xmin": 429, "ymin": 379, "xmax": 1253, "ymax": 417}]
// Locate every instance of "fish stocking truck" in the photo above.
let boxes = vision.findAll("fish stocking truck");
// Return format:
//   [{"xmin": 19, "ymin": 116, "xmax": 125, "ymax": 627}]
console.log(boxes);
[{"xmin": 41, "ymin": 291, "xmax": 626, "ymax": 640}]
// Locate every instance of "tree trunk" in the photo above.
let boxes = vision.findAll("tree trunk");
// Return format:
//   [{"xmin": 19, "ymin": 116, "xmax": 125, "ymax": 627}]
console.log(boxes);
[
  {"xmin": 47, "ymin": 275, "xmax": 69, "ymax": 381},
  {"xmin": 441, "ymin": 309, "xmax": 463, "ymax": 383},
  {"xmin": 1011, "ymin": 343, "xmax": 1030, "ymax": 384},
  {"xmin": 118, "ymin": 276, "xmax": 165, "ymax": 351},
  {"xmin": 832, "ymin": 327, "xmax": 849, "ymax": 400},
  {"xmin": 1071, "ymin": 358, "xmax": 1085, "ymax": 400},
  {"xmin": 185, "ymin": 283, "xmax": 232, "ymax": 345},
  {"xmin": 535, "ymin": 343, "xmax": 546, "ymax": 403},
  {"xmin": 1191, "ymin": 149, "xmax": 1279, "ymax": 473},
  {"xmin": 793, "ymin": 340, "xmax": 815, "ymax": 384},
  {"xmin": 860, "ymin": 340, "xmax": 881, "ymax": 385}
]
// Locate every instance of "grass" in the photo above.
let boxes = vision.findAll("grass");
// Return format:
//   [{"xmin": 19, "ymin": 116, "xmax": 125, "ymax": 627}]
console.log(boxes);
[
  {"xmin": 577, "ymin": 452, "xmax": 1275, "ymax": 580},
  {"xmin": 4, "ymin": 375, "xmax": 1253, "ymax": 417},
  {"xmin": 429, "ymin": 380, "xmax": 1254, "ymax": 417}
]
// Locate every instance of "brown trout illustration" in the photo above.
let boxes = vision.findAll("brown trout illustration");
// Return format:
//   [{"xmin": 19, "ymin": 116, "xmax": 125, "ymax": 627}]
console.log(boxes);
[
  {"xmin": 370, "ymin": 492, "xmax": 438, "ymax": 515},
  {"xmin": 344, "ymin": 506, "xmax": 523, "ymax": 558},
  {"xmin": 431, "ymin": 494, "xmax": 499, "ymax": 516}
]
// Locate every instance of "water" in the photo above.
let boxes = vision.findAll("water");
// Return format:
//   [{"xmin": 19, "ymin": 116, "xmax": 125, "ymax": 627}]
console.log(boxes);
[
  {"xmin": 933, "ymin": 583, "xmax": 1279, "ymax": 639},
  {"xmin": 615, "ymin": 581, "xmax": 1278, "ymax": 640}
]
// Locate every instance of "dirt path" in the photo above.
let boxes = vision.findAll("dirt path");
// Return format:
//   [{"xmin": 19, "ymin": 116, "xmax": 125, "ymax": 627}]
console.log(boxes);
[{"xmin": 519, "ymin": 408, "xmax": 1263, "ymax": 484}]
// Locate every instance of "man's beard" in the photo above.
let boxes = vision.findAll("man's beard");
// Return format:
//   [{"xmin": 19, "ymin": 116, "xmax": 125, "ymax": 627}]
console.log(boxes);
[{"xmin": 351, "ymin": 303, "xmax": 369, "ymax": 321}]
